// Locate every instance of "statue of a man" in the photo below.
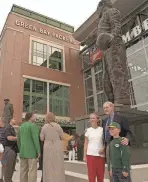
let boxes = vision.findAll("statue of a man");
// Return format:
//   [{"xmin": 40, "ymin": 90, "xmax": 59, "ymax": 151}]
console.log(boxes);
[
  {"xmin": 3, "ymin": 99, "xmax": 14, "ymax": 126},
  {"xmin": 96, "ymin": 0, "xmax": 130, "ymax": 105}
]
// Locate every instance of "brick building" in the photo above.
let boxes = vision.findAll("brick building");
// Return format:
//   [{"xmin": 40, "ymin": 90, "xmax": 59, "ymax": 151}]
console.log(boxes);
[{"xmin": 0, "ymin": 5, "xmax": 85, "ymax": 125}]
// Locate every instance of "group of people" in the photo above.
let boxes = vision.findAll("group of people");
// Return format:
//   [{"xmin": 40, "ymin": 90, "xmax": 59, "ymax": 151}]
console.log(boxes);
[
  {"xmin": 18, "ymin": 112, "xmax": 65, "ymax": 182},
  {"xmin": 84, "ymin": 101, "xmax": 132, "ymax": 182},
  {"xmin": 0, "ymin": 100, "xmax": 132, "ymax": 182},
  {"xmin": 0, "ymin": 111, "xmax": 65, "ymax": 182}
]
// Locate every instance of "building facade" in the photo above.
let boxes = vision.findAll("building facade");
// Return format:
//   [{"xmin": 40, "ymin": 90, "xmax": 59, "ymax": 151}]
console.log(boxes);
[
  {"xmin": 74, "ymin": 0, "xmax": 148, "ymax": 115},
  {"xmin": 73, "ymin": 0, "xmax": 148, "ymax": 156},
  {"xmin": 0, "ymin": 5, "xmax": 85, "ymax": 125}
]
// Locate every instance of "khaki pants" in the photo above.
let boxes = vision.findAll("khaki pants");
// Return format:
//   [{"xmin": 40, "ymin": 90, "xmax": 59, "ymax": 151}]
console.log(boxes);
[
  {"xmin": 106, "ymin": 144, "xmax": 113, "ymax": 182},
  {"xmin": 20, "ymin": 158, "xmax": 37, "ymax": 182}
]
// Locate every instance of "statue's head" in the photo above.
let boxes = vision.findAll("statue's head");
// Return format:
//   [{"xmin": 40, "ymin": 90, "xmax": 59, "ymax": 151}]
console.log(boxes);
[{"xmin": 97, "ymin": 0, "xmax": 112, "ymax": 17}]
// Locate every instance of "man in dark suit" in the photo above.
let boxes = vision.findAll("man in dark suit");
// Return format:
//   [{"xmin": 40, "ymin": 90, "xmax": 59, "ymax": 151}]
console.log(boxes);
[{"xmin": 102, "ymin": 102, "xmax": 132, "ymax": 182}]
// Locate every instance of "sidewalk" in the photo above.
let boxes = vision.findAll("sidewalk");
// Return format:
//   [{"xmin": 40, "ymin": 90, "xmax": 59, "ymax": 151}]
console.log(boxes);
[{"xmin": 0, "ymin": 162, "xmax": 42, "ymax": 182}]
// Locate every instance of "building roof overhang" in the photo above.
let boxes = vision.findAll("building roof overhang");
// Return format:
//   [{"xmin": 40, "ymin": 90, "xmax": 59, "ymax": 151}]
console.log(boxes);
[{"xmin": 73, "ymin": 0, "xmax": 147, "ymax": 43}]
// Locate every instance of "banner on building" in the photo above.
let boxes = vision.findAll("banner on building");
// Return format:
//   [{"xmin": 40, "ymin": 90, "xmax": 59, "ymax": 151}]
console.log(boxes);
[{"xmin": 89, "ymin": 46, "xmax": 102, "ymax": 64}]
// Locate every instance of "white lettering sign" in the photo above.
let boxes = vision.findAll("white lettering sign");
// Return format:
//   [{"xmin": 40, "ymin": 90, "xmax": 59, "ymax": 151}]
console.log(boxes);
[
  {"xmin": 16, "ymin": 20, "xmax": 36, "ymax": 31},
  {"xmin": 122, "ymin": 18, "xmax": 148, "ymax": 43},
  {"xmin": 15, "ymin": 20, "xmax": 75, "ymax": 44}
]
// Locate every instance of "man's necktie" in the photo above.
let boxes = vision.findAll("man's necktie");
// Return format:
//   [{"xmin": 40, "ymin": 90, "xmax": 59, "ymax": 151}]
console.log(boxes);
[{"xmin": 105, "ymin": 116, "xmax": 111, "ymax": 143}]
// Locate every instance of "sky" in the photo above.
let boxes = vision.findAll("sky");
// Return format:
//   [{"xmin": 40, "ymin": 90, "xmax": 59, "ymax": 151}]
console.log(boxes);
[{"xmin": 0, "ymin": 0, "xmax": 100, "ymax": 32}]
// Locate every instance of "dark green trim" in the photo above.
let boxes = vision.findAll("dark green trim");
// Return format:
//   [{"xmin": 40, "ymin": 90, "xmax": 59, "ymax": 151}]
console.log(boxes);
[
  {"xmin": 60, "ymin": 124, "xmax": 75, "ymax": 128},
  {"xmin": 11, "ymin": 4, "xmax": 74, "ymax": 33},
  {"xmin": 34, "ymin": 121, "xmax": 75, "ymax": 128}
]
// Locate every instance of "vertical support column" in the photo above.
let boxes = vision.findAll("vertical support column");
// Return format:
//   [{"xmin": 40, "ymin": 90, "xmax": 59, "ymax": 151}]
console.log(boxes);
[
  {"xmin": 47, "ymin": 82, "xmax": 49, "ymax": 112},
  {"xmin": 91, "ymin": 67, "xmax": 98, "ymax": 112},
  {"xmin": 29, "ymin": 79, "xmax": 33, "ymax": 112},
  {"xmin": 82, "ymin": 55, "xmax": 87, "ymax": 115}
]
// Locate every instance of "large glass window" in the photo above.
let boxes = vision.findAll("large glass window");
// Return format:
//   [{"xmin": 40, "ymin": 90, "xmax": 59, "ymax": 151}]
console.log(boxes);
[
  {"xmin": 127, "ymin": 35, "xmax": 148, "ymax": 110},
  {"xmin": 23, "ymin": 79, "xmax": 69, "ymax": 116},
  {"xmin": 31, "ymin": 41, "xmax": 63, "ymax": 71},
  {"xmin": 127, "ymin": 49, "xmax": 148, "ymax": 78},
  {"xmin": 83, "ymin": 54, "xmax": 105, "ymax": 114},
  {"xmin": 94, "ymin": 62, "xmax": 103, "ymax": 93},
  {"xmin": 86, "ymin": 97, "xmax": 94, "ymax": 114},
  {"xmin": 49, "ymin": 83, "xmax": 69, "ymax": 116},
  {"xmin": 97, "ymin": 93, "xmax": 104, "ymax": 108},
  {"xmin": 23, "ymin": 79, "xmax": 47, "ymax": 114},
  {"xmin": 84, "ymin": 68, "xmax": 95, "ymax": 113},
  {"xmin": 49, "ymin": 47, "xmax": 63, "ymax": 70},
  {"xmin": 82, "ymin": 51, "xmax": 90, "ymax": 70},
  {"xmin": 32, "ymin": 42, "xmax": 47, "ymax": 67},
  {"xmin": 130, "ymin": 76, "xmax": 148, "ymax": 107}
]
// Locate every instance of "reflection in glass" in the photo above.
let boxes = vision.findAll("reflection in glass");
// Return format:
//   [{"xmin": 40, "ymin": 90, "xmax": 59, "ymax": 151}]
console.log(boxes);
[
  {"xmin": 24, "ymin": 79, "xmax": 30, "ymax": 92},
  {"xmin": 126, "ymin": 38, "xmax": 143, "ymax": 56},
  {"xmin": 37, "ymin": 42, "xmax": 43, "ymax": 52},
  {"xmin": 49, "ymin": 83, "xmax": 69, "ymax": 116},
  {"xmin": 131, "ymin": 76, "xmax": 148, "ymax": 107},
  {"xmin": 97, "ymin": 93, "xmax": 104, "ymax": 108},
  {"xmin": 23, "ymin": 95, "xmax": 30, "ymax": 112},
  {"xmin": 23, "ymin": 79, "xmax": 69, "ymax": 116},
  {"xmin": 85, "ymin": 78, "xmax": 93, "ymax": 97},
  {"xmin": 144, "ymin": 34, "xmax": 148, "ymax": 46},
  {"xmin": 86, "ymin": 97, "xmax": 94, "ymax": 114},
  {"xmin": 23, "ymin": 79, "xmax": 47, "ymax": 114},
  {"xmin": 82, "ymin": 51, "xmax": 90, "ymax": 70},
  {"xmin": 32, "ymin": 41, "xmax": 63, "ymax": 71},
  {"xmin": 129, "ymin": 81, "xmax": 136, "ymax": 106},
  {"xmin": 127, "ymin": 49, "xmax": 148, "ymax": 78},
  {"xmin": 49, "ymin": 47, "xmax": 63, "ymax": 71},
  {"xmin": 32, "ymin": 41, "xmax": 47, "ymax": 67},
  {"xmin": 95, "ymin": 72, "xmax": 103, "ymax": 93},
  {"xmin": 137, "ymin": 104, "xmax": 148, "ymax": 112},
  {"xmin": 94, "ymin": 61, "xmax": 103, "ymax": 73},
  {"xmin": 32, "ymin": 96, "xmax": 47, "ymax": 114},
  {"xmin": 84, "ymin": 69, "xmax": 91, "ymax": 79}
]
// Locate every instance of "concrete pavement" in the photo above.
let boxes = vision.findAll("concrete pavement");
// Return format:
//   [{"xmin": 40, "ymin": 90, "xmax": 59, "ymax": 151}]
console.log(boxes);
[{"xmin": 0, "ymin": 162, "xmax": 42, "ymax": 182}]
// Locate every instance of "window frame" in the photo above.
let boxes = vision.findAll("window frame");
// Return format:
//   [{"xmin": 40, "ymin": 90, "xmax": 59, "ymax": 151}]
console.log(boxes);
[
  {"xmin": 29, "ymin": 37, "xmax": 65, "ymax": 72},
  {"xmin": 23, "ymin": 76, "xmax": 70, "ymax": 117}
]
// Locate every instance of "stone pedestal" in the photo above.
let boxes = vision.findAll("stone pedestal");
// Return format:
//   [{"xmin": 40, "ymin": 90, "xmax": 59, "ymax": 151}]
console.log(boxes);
[{"xmin": 75, "ymin": 105, "xmax": 148, "ymax": 164}]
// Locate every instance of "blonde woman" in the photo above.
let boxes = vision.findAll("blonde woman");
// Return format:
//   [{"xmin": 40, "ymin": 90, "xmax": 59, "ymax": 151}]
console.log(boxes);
[
  {"xmin": 84, "ymin": 112, "xmax": 105, "ymax": 182},
  {"xmin": 40, "ymin": 112, "xmax": 65, "ymax": 182}
]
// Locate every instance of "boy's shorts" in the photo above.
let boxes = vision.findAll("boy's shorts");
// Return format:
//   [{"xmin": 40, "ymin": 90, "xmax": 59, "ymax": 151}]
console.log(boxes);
[{"xmin": 112, "ymin": 168, "xmax": 132, "ymax": 182}]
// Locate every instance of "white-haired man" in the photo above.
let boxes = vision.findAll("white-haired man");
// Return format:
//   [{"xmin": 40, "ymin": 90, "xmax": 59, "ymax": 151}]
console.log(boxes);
[{"xmin": 102, "ymin": 102, "xmax": 132, "ymax": 182}]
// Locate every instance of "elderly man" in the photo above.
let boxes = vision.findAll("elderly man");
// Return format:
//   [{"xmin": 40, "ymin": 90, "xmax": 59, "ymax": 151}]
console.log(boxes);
[{"xmin": 102, "ymin": 102, "xmax": 132, "ymax": 182}]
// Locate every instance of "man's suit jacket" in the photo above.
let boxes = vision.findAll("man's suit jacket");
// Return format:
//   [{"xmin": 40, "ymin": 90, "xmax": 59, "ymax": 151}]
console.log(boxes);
[{"xmin": 102, "ymin": 112, "xmax": 132, "ymax": 145}]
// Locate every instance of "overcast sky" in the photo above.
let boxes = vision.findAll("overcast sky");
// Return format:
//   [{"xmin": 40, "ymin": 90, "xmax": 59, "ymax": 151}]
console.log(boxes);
[{"xmin": 0, "ymin": 0, "xmax": 100, "ymax": 32}]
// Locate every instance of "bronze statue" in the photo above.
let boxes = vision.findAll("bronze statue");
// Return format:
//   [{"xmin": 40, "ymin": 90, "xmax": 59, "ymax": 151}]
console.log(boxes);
[
  {"xmin": 3, "ymin": 99, "xmax": 14, "ymax": 126},
  {"xmin": 96, "ymin": 0, "xmax": 130, "ymax": 105}
]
